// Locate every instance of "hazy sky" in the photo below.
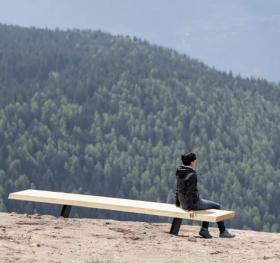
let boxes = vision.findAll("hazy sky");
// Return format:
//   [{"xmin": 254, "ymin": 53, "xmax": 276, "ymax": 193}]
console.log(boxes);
[{"xmin": 1, "ymin": 0, "xmax": 280, "ymax": 82}]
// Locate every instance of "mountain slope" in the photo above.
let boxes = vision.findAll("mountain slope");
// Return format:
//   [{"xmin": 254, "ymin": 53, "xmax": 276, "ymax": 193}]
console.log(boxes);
[{"xmin": 0, "ymin": 24, "xmax": 280, "ymax": 232}]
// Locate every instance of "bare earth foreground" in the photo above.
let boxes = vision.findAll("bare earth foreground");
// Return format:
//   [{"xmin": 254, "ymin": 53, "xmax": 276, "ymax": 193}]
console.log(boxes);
[{"xmin": 0, "ymin": 212, "xmax": 280, "ymax": 263}]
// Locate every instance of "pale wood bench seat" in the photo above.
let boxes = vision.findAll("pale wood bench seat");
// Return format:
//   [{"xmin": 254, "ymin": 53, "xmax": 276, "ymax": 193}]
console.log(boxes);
[{"xmin": 9, "ymin": 189, "xmax": 235, "ymax": 235}]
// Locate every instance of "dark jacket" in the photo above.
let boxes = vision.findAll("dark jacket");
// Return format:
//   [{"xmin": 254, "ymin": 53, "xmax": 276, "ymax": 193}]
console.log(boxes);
[{"xmin": 175, "ymin": 165, "xmax": 200, "ymax": 209}]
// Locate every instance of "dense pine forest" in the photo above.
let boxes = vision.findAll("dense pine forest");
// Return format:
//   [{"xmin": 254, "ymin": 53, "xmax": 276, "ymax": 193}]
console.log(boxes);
[{"xmin": 0, "ymin": 24, "xmax": 280, "ymax": 232}]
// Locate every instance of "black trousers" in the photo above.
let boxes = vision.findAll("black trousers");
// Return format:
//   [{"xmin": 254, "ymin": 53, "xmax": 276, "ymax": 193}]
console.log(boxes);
[{"xmin": 189, "ymin": 199, "xmax": 226, "ymax": 233}]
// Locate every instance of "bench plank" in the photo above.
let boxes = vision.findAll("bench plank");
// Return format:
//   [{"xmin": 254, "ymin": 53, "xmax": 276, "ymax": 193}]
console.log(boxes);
[{"xmin": 9, "ymin": 189, "xmax": 235, "ymax": 222}]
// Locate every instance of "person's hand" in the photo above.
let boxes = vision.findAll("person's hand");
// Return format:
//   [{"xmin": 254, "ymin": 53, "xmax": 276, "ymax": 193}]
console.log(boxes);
[{"xmin": 188, "ymin": 210, "xmax": 196, "ymax": 218}]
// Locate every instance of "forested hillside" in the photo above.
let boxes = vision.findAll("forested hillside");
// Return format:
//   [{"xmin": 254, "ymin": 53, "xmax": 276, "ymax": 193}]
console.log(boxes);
[{"xmin": 0, "ymin": 24, "xmax": 279, "ymax": 232}]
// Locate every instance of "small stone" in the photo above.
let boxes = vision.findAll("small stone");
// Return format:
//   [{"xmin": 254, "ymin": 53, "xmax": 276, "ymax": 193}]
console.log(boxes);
[
  {"xmin": 188, "ymin": 237, "xmax": 197, "ymax": 242},
  {"xmin": 31, "ymin": 243, "xmax": 40, "ymax": 247},
  {"xmin": 210, "ymin": 251, "xmax": 222, "ymax": 255}
]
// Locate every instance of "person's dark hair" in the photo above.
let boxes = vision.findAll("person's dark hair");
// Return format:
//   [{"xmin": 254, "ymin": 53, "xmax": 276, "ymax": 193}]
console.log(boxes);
[{"xmin": 181, "ymin": 152, "xmax": 196, "ymax": 166}]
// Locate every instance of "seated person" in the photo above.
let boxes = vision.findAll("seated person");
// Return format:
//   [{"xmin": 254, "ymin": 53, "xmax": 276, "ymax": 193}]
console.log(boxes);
[{"xmin": 175, "ymin": 152, "xmax": 235, "ymax": 238}]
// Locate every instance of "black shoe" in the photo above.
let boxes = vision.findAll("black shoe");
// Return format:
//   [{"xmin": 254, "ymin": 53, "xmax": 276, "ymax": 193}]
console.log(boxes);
[
  {"xmin": 199, "ymin": 228, "xmax": 212, "ymax": 239},
  {"xmin": 219, "ymin": 229, "xmax": 235, "ymax": 238}
]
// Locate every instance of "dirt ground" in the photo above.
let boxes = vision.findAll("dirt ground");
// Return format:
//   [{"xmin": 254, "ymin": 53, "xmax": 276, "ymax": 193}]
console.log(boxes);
[{"xmin": 0, "ymin": 212, "xmax": 280, "ymax": 263}]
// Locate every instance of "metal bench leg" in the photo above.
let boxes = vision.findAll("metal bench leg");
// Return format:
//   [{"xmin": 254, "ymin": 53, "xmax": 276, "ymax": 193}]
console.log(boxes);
[
  {"xmin": 60, "ymin": 205, "xmax": 72, "ymax": 218},
  {"xmin": 170, "ymin": 218, "xmax": 182, "ymax": 235}
]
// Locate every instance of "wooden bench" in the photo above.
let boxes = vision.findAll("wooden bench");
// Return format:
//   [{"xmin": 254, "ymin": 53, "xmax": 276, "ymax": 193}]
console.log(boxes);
[{"xmin": 8, "ymin": 189, "xmax": 235, "ymax": 235}]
